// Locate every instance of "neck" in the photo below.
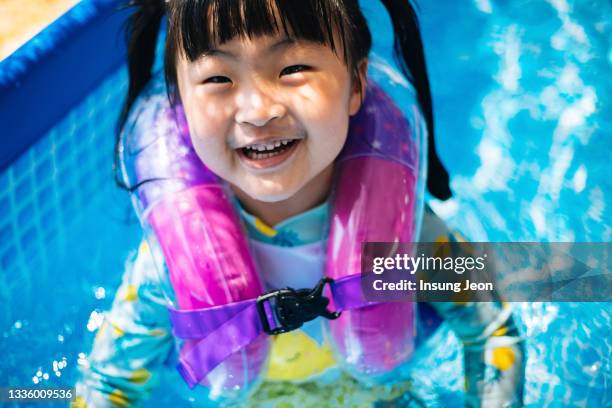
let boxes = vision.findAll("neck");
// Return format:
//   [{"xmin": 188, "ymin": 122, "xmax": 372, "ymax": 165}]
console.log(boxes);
[{"xmin": 232, "ymin": 165, "xmax": 334, "ymax": 227}]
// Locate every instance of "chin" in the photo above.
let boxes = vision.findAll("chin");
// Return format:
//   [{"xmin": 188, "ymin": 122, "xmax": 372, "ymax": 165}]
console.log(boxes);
[{"xmin": 240, "ymin": 181, "xmax": 303, "ymax": 203}]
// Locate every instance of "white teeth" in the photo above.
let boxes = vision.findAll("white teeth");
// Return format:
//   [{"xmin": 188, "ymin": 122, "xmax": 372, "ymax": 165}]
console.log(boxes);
[
  {"xmin": 242, "ymin": 139, "xmax": 297, "ymax": 159},
  {"xmin": 245, "ymin": 139, "xmax": 294, "ymax": 151}
]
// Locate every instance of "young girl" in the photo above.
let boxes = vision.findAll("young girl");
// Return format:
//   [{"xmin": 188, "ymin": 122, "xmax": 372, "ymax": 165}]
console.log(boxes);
[{"xmin": 75, "ymin": 0, "xmax": 524, "ymax": 406}]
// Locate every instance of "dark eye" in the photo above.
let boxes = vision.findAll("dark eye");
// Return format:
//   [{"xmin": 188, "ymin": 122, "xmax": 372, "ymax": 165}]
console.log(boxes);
[
  {"xmin": 280, "ymin": 65, "xmax": 310, "ymax": 76},
  {"xmin": 204, "ymin": 76, "xmax": 231, "ymax": 84}
]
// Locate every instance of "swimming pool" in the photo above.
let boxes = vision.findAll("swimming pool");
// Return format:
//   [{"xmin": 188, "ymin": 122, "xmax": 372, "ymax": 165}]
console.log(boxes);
[{"xmin": 0, "ymin": 0, "xmax": 610, "ymax": 406}]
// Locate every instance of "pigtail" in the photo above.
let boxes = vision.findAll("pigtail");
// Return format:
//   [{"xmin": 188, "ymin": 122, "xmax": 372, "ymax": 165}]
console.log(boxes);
[
  {"xmin": 118, "ymin": 0, "xmax": 165, "ymax": 131},
  {"xmin": 114, "ymin": 0, "xmax": 165, "ymax": 190},
  {"xmin": 379, "ymin": 0, "xmax": 452, "ymax": 200}
]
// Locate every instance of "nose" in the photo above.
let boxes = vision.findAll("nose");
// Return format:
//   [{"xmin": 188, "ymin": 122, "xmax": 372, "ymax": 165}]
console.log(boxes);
[{"xmin": 235, "ymin": 82, "xmax": 286, "ymax": 127}]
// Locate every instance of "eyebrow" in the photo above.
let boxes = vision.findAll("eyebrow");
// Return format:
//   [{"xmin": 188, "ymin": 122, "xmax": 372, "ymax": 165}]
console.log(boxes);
[{"xmin": 200, "ymin": 37, "xmax": 296, "ymax": 60}]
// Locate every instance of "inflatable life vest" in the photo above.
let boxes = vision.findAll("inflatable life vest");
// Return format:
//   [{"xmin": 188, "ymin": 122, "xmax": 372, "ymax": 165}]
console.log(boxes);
[{"xmin": 119, "ymin": 62, "xmax": 427, "ymax": 403}]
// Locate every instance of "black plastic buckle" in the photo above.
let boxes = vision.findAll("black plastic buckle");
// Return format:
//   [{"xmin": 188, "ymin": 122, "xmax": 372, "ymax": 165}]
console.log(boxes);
[{"xmin": 256, "ymin": 277, "xmax": 341, "ymax": 335}]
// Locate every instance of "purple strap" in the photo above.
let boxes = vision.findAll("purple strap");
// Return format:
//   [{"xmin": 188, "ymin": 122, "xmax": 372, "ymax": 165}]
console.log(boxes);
[
  {"xmin": 168, "ymin": 274, "xmax": 375, "ymax": 388},
  {"xmin": 331, "ymin": 273, "xmax": 380, "ymax": 312},
  {"xmin": 174, "ymin": 302, "xmax": 260, "ymax": 388},
  {"xmin": 170, "ymin": 298, "xmax": 253, "ymax": 339}
]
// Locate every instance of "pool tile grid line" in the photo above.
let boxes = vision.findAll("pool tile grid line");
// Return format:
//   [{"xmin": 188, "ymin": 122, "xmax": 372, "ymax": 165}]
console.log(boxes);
[{"xmin": 0, "ymin": 68, "xmax": 128, "ymax": 275}]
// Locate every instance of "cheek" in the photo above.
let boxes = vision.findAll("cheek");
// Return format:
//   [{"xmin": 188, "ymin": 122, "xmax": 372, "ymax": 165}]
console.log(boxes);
[
  {"xmin": 176, "ymin": 71, "xmax": 232, "ymax": 171},
  {"xmin": 293, "ymin": 77, "xmax": 350, "ymax": 125},
  {"xmin": 185, "ymin": 98, "xmax": 232, "ymax": 151},
  {"xmin": 183, "ymin": 109, "xmax": 236, "ymax": 179},
  {"xmin": 302, "ymin": 92, "xmax": 351, "ymax": 152}
]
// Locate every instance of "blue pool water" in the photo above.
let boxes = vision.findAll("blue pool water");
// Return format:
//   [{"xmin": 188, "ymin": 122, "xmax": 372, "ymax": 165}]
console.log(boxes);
[{"xmin": 0, "ymin": 0, "xmax": 610, "ymax": 406}]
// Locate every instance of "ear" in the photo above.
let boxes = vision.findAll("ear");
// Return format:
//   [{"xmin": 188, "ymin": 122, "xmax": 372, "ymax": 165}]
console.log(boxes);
[{"xmin": 349, "ymin": 58, "xmax": 368, "ymax": 116}]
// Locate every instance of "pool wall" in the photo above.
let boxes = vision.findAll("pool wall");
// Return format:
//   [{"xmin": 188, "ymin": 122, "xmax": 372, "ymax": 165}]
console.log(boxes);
[
  {"xmin": 0, "ymin": 0, "xmax": 129, "ymax": 170},
  {"xmin": 0, "ymin": 0, "xmax": 133, "ymax": 316}
]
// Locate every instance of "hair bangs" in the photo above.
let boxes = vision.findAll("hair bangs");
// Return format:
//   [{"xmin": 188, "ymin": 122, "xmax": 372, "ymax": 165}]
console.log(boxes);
[{"xmin": 167, "ymin": 0, "xmax": 352, "ymax": 65}]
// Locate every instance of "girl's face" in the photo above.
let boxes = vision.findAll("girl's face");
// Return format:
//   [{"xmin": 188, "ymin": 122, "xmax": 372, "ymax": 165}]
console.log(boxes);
[{"xmin": 175, "ymin": 34, "xmax": 365, "ymax": 203}]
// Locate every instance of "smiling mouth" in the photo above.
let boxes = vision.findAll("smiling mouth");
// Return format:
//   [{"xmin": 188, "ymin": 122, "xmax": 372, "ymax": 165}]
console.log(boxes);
[
  {"xmin": 236, "ymin": 138, "xmax": 301, "ymax": 169},
  {"xmin": 240, "ymin": 139, "xmax": 298, "ymax": 159}
]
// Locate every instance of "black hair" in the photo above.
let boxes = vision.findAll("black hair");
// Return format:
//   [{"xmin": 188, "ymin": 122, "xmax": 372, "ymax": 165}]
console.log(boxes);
[{"xmin": 116, "ymin": 0, "xmax": 451, "ymax": 200}]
